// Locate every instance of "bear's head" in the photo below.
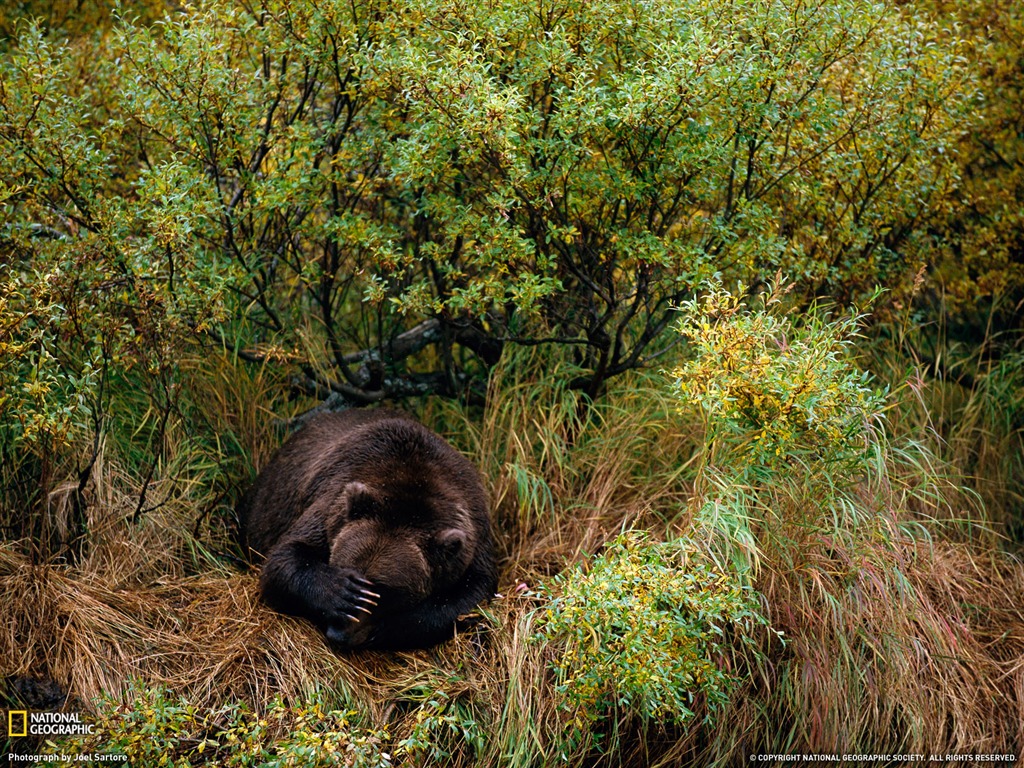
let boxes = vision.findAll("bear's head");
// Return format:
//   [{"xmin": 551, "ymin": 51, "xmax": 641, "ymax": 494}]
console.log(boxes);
[{"xmin": 327, "ymin": 480, "xmax": 477, "ymax": 608}]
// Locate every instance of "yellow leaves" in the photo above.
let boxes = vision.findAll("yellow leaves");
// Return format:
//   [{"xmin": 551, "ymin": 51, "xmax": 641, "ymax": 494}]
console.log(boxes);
[
  {"xmin": 674, "ymin": 279, "xmax": 883, "ymax": 472},
  {"xmin": 21, "ymin": 377, "xmax": 52, "ymax": 398}
]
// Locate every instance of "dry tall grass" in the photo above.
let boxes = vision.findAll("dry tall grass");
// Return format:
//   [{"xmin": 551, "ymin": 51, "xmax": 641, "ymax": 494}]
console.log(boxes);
[{"xmin": 2, "ymin": 350, "xmax": 1022, "ymax": 765}]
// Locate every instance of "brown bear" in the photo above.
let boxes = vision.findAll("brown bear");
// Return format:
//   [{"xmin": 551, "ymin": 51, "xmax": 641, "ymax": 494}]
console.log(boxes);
[{"xmin": 238, "ymin": 409, "xmax": 497, "ymax": 650}]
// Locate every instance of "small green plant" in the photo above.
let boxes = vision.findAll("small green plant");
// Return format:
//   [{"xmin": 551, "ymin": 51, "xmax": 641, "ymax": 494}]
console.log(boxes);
[
  {"xmin": 672, "ymin": 279, "xmax": 885, "ymax": 478},
  {"xmin": 395, "ymin": 692, "xmax": 482, "ymax": 764},
  {"xmin": 535, "ymin": 531, "xmax": 767, "ymax": 751},
  {"xmin": 48, "ymin": 682, "xmax": 393, "ymax": 767}
]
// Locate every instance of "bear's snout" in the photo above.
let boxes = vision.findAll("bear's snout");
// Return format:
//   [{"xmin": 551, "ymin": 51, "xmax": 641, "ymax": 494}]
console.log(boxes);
[{"xmin": 329, "ymin": 523, "xmax": 431, "ymax": 605}]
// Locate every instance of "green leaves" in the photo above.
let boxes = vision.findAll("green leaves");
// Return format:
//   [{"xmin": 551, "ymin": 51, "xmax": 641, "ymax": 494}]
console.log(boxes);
[
  {"xmin": 672, "ymin": 279, "xmax": 885, "ymax": 475},
  {"xmin": 535, "ymin": 531, "xmax": 767, "ymax": 743},
  {"xmin": 49, "ymin": 683, "xmax": 396, "ymax": 768},
  {"xmin": 670, "ymin": 278, "xmax": 894, "ymax": 580},
  {"xmin": 0, "ymin": 0, "xmax": 983, "ymax": 549},
  {"xmin": 2, "ymin": 0, "xmax": 975, "ymax": 403}
]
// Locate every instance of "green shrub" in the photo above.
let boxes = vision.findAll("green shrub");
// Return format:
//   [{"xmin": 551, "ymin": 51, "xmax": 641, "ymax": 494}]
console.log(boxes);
[
  {"xmin": 46, "ymin": 681, "xmax": 491, "ymax": 767},
  {"xmin": 1, "ymin": 0, "xmax": 974, "ymax": 418},
  {"xmin": 49, "ymin": 683, "xmax": 393, "ymax": 767},
  {"xmin": 671, "ymin": 279, "xmax": 890, "ymax": 572},
  {"xmin": 672, "ymin": 279, "xmax": 884, "ymax": 478},
  {"xmin": 0, "ymin": 0, "xmax": 980, "ymax": 553},
  {"xmin": 535, "ymin": 531, "xmax": 767, "ymax": 753}
]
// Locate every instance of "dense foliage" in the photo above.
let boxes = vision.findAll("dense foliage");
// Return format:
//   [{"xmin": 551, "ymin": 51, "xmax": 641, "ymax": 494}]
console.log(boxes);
[
  {"xmin": 48, "ymin": 682, "xmax": 479, "ymax": 767},
  {"xmin": 2, "ymin": 0, "xmax": 1023, "ymax": 764},
  {"xmin": 674, "ymin": 280, "xmax": 883, "ymax": 474},
  {"xmin": 0, "ymin": 0, "xmax": 982, "ymax": 549},
  {"xmin": 536, "ymin": 531, "xmax": 767, "ymax": 747}
]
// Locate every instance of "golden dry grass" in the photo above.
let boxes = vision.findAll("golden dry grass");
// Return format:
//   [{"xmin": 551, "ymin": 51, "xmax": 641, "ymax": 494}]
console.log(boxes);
[{"xmin": 2, "ymin": 354, "xmax": 1022, "ymax": 765}]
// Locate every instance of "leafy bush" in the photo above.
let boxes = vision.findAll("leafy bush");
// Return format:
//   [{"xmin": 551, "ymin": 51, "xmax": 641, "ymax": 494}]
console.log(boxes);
[
  {"xmin": 0, "ymin": 0, "xmax": 980, "ymax": 553},
  {"xmin": 49, "ymin": 682, "xmax": 461, "ymax": 767},
  {"xmin": 918, "ymin": 0, "xmax": 1024, "ymax": 327},
  {"xmin": 535, "ymin": 531, "xmax": 767, "ymax": 751},
  {"xmin": 1, "ymin": 0, "xmax": 974, "ymax": 408},
  {"xmin": 673, "ymin": 279, "xmax": 884, "ymax": 479}
]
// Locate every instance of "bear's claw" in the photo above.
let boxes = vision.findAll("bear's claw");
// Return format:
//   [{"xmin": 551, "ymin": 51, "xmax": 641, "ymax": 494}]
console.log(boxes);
[{"xmin": 354, "ymin": 591, "xmax": 379, "ymax": 606}]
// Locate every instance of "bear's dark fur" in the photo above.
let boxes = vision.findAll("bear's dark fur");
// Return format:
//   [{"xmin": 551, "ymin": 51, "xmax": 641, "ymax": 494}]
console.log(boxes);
[{"xmin": 238, "ymin": 409, "xmax": 497, "ymax": 650}]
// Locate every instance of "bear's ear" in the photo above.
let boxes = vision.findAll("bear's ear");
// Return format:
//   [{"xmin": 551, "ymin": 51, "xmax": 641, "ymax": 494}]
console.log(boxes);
[
  {"xmin": 434, "ymin": 528, "xmax": 468, "ymax": 558},
  {"xmin": 342, "ymin": 481, "xmax": 378, "ymax": 520}
]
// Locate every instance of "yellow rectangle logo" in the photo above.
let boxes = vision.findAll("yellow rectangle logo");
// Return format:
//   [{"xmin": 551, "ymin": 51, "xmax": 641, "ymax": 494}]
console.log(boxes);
[{"xmin": 8, "ymin": 709, "xmax": 28, "ymax": 737}]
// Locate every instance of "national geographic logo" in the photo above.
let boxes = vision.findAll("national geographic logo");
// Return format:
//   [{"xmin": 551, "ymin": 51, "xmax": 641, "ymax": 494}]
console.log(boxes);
[
  {"xmin": 8, "ymin": 710, "xmax": 27, "ymax": 737},
  {"xmin": 6, "ymin": 710, "xmax": 94, "ymax": 737}
]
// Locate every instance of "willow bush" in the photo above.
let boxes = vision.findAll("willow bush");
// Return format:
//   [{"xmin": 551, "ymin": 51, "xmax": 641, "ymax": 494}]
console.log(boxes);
[
  {"xmin": 535, "ymin": 531, "xmax": 768, "ymax": 757},
  {"xmin": 671, "ymin": 279, "xmax": 889, "ymax": 571},
  {"xmin": 0, "ymin": 0, "xmax": 978, "ymax": 554}
]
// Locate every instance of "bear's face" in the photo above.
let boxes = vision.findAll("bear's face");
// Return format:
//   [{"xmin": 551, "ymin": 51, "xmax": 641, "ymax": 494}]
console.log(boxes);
[{"xmin": 327, "ymin": 482, "xmax": 476, "ymax": 605}]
